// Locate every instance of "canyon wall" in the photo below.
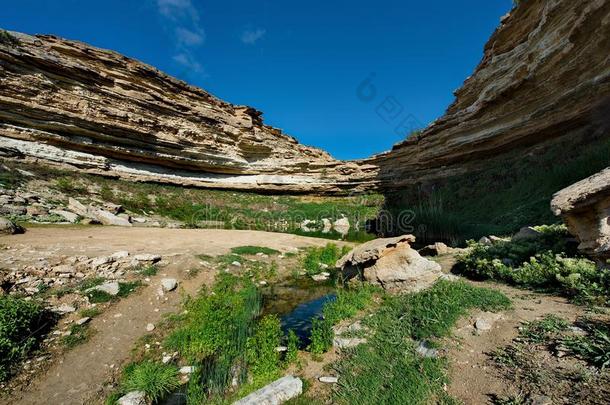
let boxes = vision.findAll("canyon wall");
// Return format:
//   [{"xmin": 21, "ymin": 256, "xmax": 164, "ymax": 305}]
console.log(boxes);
[
  {"xmin": 0, "ymin": 0, "xmax": 608, "ymax": 201},
  {"xmin": 0, "ymin": 33, "xmax": 375, "ymax": 193}
]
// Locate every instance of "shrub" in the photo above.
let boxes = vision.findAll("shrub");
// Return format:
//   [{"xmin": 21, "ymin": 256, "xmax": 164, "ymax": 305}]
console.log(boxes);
[
  {"xmin": 562, "ymin": 319, "xmax": 610, "ymax": 369},
  {"xmin": 0, "ymin": 296, "xmax": 50, "ymax": 381},
  {"xmin": 247, "ymin": 315, "xmax": 282, "ymax": 384},
  {"xmin": 308, "ymin": 317, "xmax": 334, "ymax": 355},
  {"xmin": 285, "ymin": 330, "xmax": 299, "ymax": 364},
  {"xmin": 121, "ymin": 361, "xmax": 180, "ymax": 402},
  {"xmin": 302, "ymin": 243, "xmax": 351, "ymax": 275}
]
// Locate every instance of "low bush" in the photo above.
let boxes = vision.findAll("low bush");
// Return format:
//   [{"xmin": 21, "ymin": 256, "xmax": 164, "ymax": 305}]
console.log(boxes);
[
  {"xmin": 121, "ymin": 361, "xmax": 180, "ymax": 402},
  {"xmin": 302, "ymin": 243, "xmax": 351, "ymax": 276},
  {"xmin": 246, "ymin": 315, "xmax": 282, "ymax": 384},
  {"xmin": 0, "ymin": 296, "xmax": 52, "ymax": 381},
  {"xmin": 456, "ymin": 225, "xmax": 609, "ymax": 305}
]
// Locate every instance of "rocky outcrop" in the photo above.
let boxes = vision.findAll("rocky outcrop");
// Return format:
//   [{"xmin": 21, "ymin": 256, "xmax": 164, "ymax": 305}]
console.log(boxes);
[
  {"xmin": 551, "ymin": 168, "xmax": 610, "ymax": 260},
  {"xmin": 0, "ymin": 32, "xmax": 375, "ymax": 194},
  {"xmin": 336, "ymin": 235, "xmax": 442, "ymax": 292},
  {"xmin": 373, "ymin": 0, "xmax": 610, "ymax": 188}
]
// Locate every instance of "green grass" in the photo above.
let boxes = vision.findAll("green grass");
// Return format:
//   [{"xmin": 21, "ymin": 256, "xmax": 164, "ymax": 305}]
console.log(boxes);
[
  {"xmin": 0, "ymin": 159, "xmax": 382, "ymax": 242},
  {"xmin": 561, "ymin": 319, "xmax": 610, "ymax": 369},
  {"xmin": 0, "ymin": 296, "xmax": 54, "ymax": 381},
  {"xmin": 518, "ymin": 315, "xmax": 569, "ymax": 344},
  {"xmin": 84, "ymin": 281, "xmax": 142, "ymax": 303},
  {"xmin": 302, "ymin": 243, "xmax": 351, "ymax": 276},
  {"xmin": 309, "ymin": 285, "xmax": 376, "ymax": 354},
  {"xmin": 136, "ymin": 264, "xmax": 158, "ymax": 276},
  {"xmin": 79, "ymin": 307, "xmax": 102, "ymax": 318},
  {"xmin": 455, "ymin": 225, "xmax": 610, "ymax": 305},
  {"xmin": 62, "ymin": 323, "xmax": 93, "ymax": 348},
  {"xmin": 231, "ymin": 246, "xmax": 280, "ymax": 256},
  {"xmin": 383, "ymin": 133, "xmax": 610, "ymax": 245},
  {"xmin": 120, "ymin": 361, "xmax": 181, "ymax": 403},
  {"xmin": 333, "ymin": 280, "xmax": 510, "ymax": 404},
  {"xmin": 246, "ymin": 315, "xmax": 282, "ymax": 385}
]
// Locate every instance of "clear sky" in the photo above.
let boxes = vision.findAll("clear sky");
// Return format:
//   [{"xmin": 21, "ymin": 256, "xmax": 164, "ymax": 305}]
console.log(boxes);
[{"xmin": 1, "ymin": 0, "xmax": 513, "ymax": 159}]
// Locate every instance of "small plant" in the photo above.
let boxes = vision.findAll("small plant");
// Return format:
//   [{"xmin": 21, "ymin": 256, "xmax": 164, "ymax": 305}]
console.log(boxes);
[
  {"xmin": 54, "ymin": 177, "xmax": 85, "ymax": 194},
  {"xmin": 62, "ymin": 323, "xmax": 93, "ymax": 348},
  {"xmin": 561, "ymin": 319, "xmax": 610, "ymax": 369},
  {"xmin": 79, "ymin": 307, "xmax": 102, "ymax": 318},
  {"xmin": 0, "ymin": 296, "xmax": 51, "ymax": 381},
  {"xmin": 285, "ymin": 330, "xmax": 300, "ymax": 364},
  {"xmin": 136, "ymin": 264, "xmax": 158, "ymax": 276},
  {"xmin": 519, "ymin": 315, "xmax": 568, "ymax": 344},
  {"xmin": 308, "ymin": 317, "xmax": 334, "ymax": 355},
  {"xmin": 247, "ymin": 315, "xmax": 282, "ymax": 384},
  {"xmin": 231, "ymin": 246, "xmax": 280, "ymax": 256},
  {"xmin": 302, "ymin": 243, "xmax": 350, "ymax": 276},
  {"xmin": 121, "ymin": 361, "xmax": 180, "ymax": 402}
]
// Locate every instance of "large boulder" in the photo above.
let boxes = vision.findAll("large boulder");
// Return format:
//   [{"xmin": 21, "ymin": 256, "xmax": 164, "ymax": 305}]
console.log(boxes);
[
  {"xmin": 0, "ymin": 217, "xmax": 25, "ymax": 235},
  {"xmin": 233, "ymin": 375, "xmax": 302, "ymax": 405},
  {"xmin": 551, "ymin": 168, "xmax": 610, "ymax": 260},
  {"xmin": 336, "ymin": 235, "xmax": 442, "ymax": 292}
]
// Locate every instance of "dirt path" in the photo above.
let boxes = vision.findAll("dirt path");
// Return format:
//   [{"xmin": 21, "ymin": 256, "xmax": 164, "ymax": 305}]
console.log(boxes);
[
  {"xmin": 1, "ymin": 227, "xmax": 345, "ymax": 405},
  {"xmin": 446, "ymin": 281, "xmax": 587, "ymax": 404}
]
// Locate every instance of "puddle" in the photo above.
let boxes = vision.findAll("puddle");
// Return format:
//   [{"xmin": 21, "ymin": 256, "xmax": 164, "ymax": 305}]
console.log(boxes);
[{"xmin": 262, "ymin": 278, "xmax": 336, "ymax": 347}]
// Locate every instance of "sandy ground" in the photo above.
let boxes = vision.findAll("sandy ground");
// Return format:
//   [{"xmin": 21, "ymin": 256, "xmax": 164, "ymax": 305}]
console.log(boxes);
[{"xmin": 0, "ymin": 227, "xmax": 346, "ymax": 405}]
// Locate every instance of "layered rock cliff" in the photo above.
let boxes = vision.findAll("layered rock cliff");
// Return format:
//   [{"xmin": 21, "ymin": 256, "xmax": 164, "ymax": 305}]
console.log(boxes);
[
  {"xmin": 373, "ymin": 0, "xmax": 610, "ymax": 186},
  {"xmin": 0, "ymin": 0, "xmax": 608, "ymax": 199},
  {"xmin": 0, "ymin": 33, "xmax": 375, "ymax": 193}
]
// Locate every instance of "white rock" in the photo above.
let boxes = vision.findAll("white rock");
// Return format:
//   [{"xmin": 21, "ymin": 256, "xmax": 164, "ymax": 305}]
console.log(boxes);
[
  {"xmin": 333, "ymin": 337, "xmax": 367, "ymax": 349},
  {"xmin": 133, "ymin": 217, "xmax": 147, "ymax": 223},
  {"xmin": 75, "ymin": 317, "xmax": 91, "ymax": 326},
  {"xmin": 134, "ymin": 254, "xmax": 161, "ymax": 263},
  {"xmin": 91, "ymin": 256, "xmax": 114, "ymax": 268},
  {"xmin": 52, "ymin": 303, "xmax": 76, "ymax": 314},
  {"xmin": 52, "ymin": 264, "xmax": 75, "ymax": 274},
  {"xmin": 118, "ymin": 391, "xmax": 146, "ymax": 405},
  {"xmin": 322, "ymin": 218, "xmax": 332, "ymax": 233},
  {"xmin": 49, "ymin": 209, "xmax": 79, "ymax": 223},
  {"xmin": 333, "ymin": 217, "xmax": 350, "ymax": 237},
  {"xmin": 146, "ymin": 323, "xmax": 155, "ymax": 332},
  {"xmin": 87, "ymin": 281, "xmax": 120, "ymax": 296},
  {"xmin": 179, "ymin": 366, "xmax": 195, "ymax": 374},
  {"xmin": 231, "ymin": 261, "xmax": 242, "ymax": 267},
  {"xmin": 318, "ymin": 376, "xmax": 338, "ymax": 384},
  {"xmin": 311, "ymin": 274, "xmax": 329, "ymax": 282},
  {"xmin": 111, "ymin": 251, "xmax": 130, "ymax": 260},
  {"xmin": 415, "ymin": 341, "xmax": 438, "ymax": 358},
  {"xmin": 93, "ymin": 208, "xmax": 132, "ymax": 227},
  {"xmin": 475, "ymin": 318, "xmax": 493, "ymax": 332},
  {"xmin": 161, "ymin": 278, "xmax": 177, "ymax": 292},
  {"xmin": 233, "ymin": 375, "xmax": 303, "ymax": 405},
  {"xmin": 275, "ymin": 346, "xmax": 287, "ymax": 352}
]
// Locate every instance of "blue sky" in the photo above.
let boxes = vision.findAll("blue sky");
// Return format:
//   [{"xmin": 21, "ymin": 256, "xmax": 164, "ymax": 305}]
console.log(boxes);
[{"xmin": 1, "ymin": 0, "xmax": 513, "ymax": 159}]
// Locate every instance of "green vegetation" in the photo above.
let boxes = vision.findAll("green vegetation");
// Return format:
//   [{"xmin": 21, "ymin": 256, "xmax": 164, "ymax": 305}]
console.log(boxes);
[
  {"xmin": 79, "ymin": 307, "xmax": 102, "ymax": 318},
  {"xmin": 562, "ymin": 319, "xmax": 610, "ymax": 369},
  {"xmin": 384, "ymin": 134, "xmax": 610, "ymax": 245},
  {"xmin": 302, "ymin": 243, "xmax": 351, "ymax": 276},
  {"xmin": 231, "ymin": 246, "xmax": 280, "ymax": 256},
  {"xmin": 285, "ymin": 330, "xmax": 300, "ymax": 364},
  {"xmin": 136, "ymin": 264, "xmax": 159, "ymax": 277},
  {"xmin": 309, "ymin": 285, "xmax": 376, "ymax": 354},
  {"xmin": 0, "ymin": 296, "xmax": 52, "ymax": 381},
  {"xmin": 84, "ymin": 281, "xmax": 142, "ymax": 303},
  {"xmin": 0, "ymin": 30, "xmax": 19, "ymax": 47},
  {"xmin": 518, "ymin": 314, "xmax": 568, "ymax": 344},
  {"xmin": 1, "ymin": 159, "xmax": 382, "ymax": 242},
  {"xmin": 456, "ymin": 225, "xmax": 610, "ymax": 305},
  {"xmin": 246, "ymin": 315, "xmax": 282, "ymax": 385},
  {"xmin": 333, "ymin": 280, "xmax": 510, "ymax": 404},
  {"xmin": 62, "ymin": 323, "xmax": 93, "ymax": 348},
  {"xmin": 121, "ymin": 361, "xmax": 181, "ymax": 402}
]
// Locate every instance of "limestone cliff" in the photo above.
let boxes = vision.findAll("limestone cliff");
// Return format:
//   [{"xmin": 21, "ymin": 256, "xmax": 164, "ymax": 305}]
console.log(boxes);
[
  {"xmin": 374, "ymin": 0, "xmax": 610, "ymax": 187},
  {"xmin": 0, "ymin": 32, "xmax": 375, "ymax": 193}
]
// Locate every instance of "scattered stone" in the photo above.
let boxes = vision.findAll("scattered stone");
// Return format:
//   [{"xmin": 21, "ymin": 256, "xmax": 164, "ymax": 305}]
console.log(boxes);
[
  {"xmin": 161, "ymin": 278, "xmax": 177, "ymax": 292},
  {"xmin": 419, "ymin": 242, "xmax": 452, "ymax": 256},
  {"xmin": 318, "ymin": 376, "xmax": 339, "ymax": 384},
  {"xmin": 117, "ymin": 391, "xmax": 146, "ymax": 405},
  {"xmin": 132, "ymin": 217, "xmax": 147, "ymax": 223},
  {"xmin": 111, "ymin": 251, "xmax": 130, "ymax": 260},
  {"xmin": 322, "ymin": 218, "xmax": 332, "ymax": 233},
  {"xmin": 300, "ymin": 219, "xmax": 317, "ymax": 233},
  {"xmin": 233, "ymin": 375, "xmax": 303, "ymax": 405},
  {"xmin": 179, "ymin": 366, "xmax": 195, "ymax": 374},
  {"xmin": 478, "ymin": 236, "xmax": 492, "ymax": 246},
  {"xmin": 311, "ymin": 274, "xmax": 329, "ymax": 282},
  {"xmin": 67, "ymin": 197, "xmax": 89, "ymax": 217},
  {"xmin": 87, "ymin": 281, "xmax": 120, "ymax": 296},
  {"xmin": 474, "ymin": 318, "xmax": 493, "ymax": 332},
  {"xmin": 512, "ymin": 226, "xmax": 542, "ymax": 242},
  {"xmin": 146, "ymin": 323, "xmax": 155, "ymax": 332},
  {"xmin": 336, "ymin": 235, "xmax": 442, "ymax": 293},
  {"xmin": 75, "ymin": 317, "xmax": 91, "ymax": 326},
  {"xmin": 530, "ymin": 395, "xmax": 553, "ymax": 405},
  {"xmin": 415, "ymin": 341, "xmax": 438, "ymax": 359},
  {"xmin": 333, "ymin": 217, "xmax": 350, "ymax": 237},
  {"xmin": 333, "ymin": 337, "xmax": 367, "ymax": 349},
  {"xmin": 275, "ymin": 346, "xmax": 287, "ymax": 352},
  {"xmin": 52, "ymin": 304, "xmax": 76, "ymax": 314},
  {"xmin": 52, "ymin": 264, "xmax": 75, "ymax": 274},
  {"xmin": 0, "ymin": 217, "xmax": 25, "ymax": 235},
  {"xmin": 134, "ymin": 254, "xmax": 161, "ymax": 263},
  {"xmin": 91, "ymin": 256, "xmax": 114, "ymax": 268},
  {"xmin": 49, "ymin": 209, "xmax": 79, "ymax": 223},
  {"xmin": 231, "ymin": 261, "xmax": 242, "ymax": 267},
  {"xmin": 93, "ymin": 208, "xmax": 132, "ymax": 227},
  {"xmin": 0, "ymin": 205, "xmax": 27, "ymax": 216}
]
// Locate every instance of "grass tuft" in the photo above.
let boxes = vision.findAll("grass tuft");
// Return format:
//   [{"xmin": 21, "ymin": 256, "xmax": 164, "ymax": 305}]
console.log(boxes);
[
  {"xmin": 231, "ymin": 246, "xmax": 280, "ymax": 256},
  {"xmin": 121, "ymin": 361, "xmax": 180, "ymax": 403}
]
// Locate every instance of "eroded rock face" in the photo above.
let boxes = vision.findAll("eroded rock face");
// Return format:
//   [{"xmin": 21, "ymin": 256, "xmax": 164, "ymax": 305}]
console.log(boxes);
[
  {"xmin": 0, "ymin": 33, "xmax": 376, "ymax": 194},
  {"xmin": 373, "ymin": 0, "xmax": 610, "ymax": 188},
  {"xmin": 551, "ymin": 168, "xmax": 610, "ymax": 260},
  {"xmin": 336, "ymin": 235, "xmax": 442, "ymax": 292}
]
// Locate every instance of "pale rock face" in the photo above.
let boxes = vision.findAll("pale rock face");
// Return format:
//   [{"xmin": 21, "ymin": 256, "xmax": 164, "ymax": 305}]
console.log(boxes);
[
  {"xmin": 117, "ymin": 391, "xmax": 146, "ymax": 405},
  {"xmin": 0, "ymin": 217, "xmax": 25, "ymax": 235},
  {"xmin": 333, "ymin": 217, "xmax": 350, "ymax": 237},
  {"xmin": 551, "ymin": 168, "xmax": 610, "ymax": 260},
  {"xmin": 233, "ymin": 375, "xmax": 303, "ymax": 405},
  {"xmin": 336, "ymin": 235, "xmax": 442, "ymax": 292}
]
